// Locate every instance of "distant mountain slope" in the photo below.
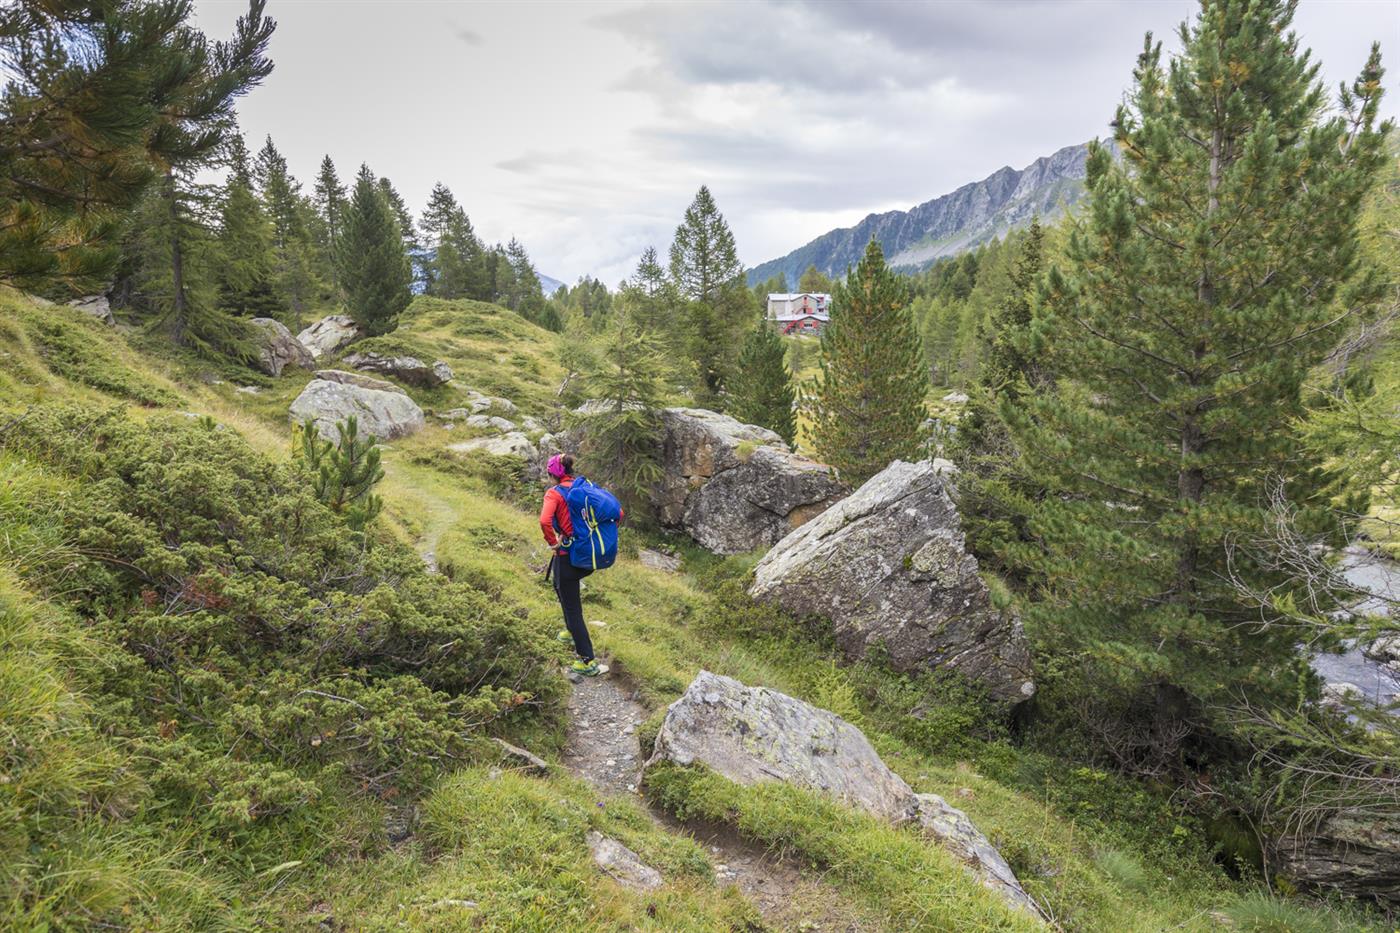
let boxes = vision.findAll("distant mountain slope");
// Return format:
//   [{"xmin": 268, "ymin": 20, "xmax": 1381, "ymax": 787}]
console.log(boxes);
[
  {"xmin": 747, "ymin": 142, "xmax": 1091, "ymax": 286},
  {"xmin": 537, "ymin": 272, "xmax": 565, "ymax": 295}
]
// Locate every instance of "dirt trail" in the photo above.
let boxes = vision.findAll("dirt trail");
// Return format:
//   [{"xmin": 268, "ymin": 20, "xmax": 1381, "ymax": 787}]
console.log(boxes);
[{"xmin": 564, "ymin": 667, "xmax": 880, "ymax": 932}]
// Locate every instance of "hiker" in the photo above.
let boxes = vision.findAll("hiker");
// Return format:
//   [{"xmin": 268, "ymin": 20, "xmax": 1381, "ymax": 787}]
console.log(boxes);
[{"xmin": 540, "ymin": 453, "xmax": 622, "ymax": 677}]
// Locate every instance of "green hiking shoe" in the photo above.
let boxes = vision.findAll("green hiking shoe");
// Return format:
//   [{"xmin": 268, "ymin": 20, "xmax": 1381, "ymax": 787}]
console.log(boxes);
[
  {"xmin": 570, "ymin": 659, "xmax": 601, "ymax": 677},
  {"xmin": 557, "ymin": 630, "xmax": 572, "ymax": 644}
]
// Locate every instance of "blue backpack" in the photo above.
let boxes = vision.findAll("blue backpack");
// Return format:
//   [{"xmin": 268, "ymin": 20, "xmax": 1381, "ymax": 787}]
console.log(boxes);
[{"xmin": 556, "ymin": 476, "xmax": 622, "ymax": 570}]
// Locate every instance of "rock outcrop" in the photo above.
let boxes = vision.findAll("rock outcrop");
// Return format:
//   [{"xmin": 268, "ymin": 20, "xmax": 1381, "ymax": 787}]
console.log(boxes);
[
  {"xmin": 645, "ymin": 671, "xmax": 1042, "ymax": 919},
  {"xmin": 586, "ymin": 831, "xmax": 663, "ymax": 892},
  {"xmin": 1274, "ymin": 813, "xmax": 1400, "ymax": 904},
  {"xmin": 296, "ymin": 314, "xmax": 360, "ymax": 360},
  {"xmin": 251, "ymin": 317, "xmax": 314, "ymax": 376},
  {"xmin": 289, "ymin": 370, "xmax": 424, "ymax": 442},
  {"xmin": 344, "ymin": 351, "xmax": 453, "ymax": 388},
  {"xmin": 448, "ymin": 433, "xmax": 537, "ymax": 459},
  {"xmin": 654, "ymin": 408, "xmax": 846, "ymax": 554},
  {"xmin": 750, "ymin": 459, "xmax": 1034, "ymax": 706}
]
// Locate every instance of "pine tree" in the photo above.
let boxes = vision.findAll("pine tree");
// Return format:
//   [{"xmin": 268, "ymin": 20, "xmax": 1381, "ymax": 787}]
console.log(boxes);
[
  {"xmin": 806, "ymin": 239, "xmax": 930, "ymax": 485},
  {"xmin": 313, "ymin": 155, "xmax": 346, "ymax": 292},
  {"xmin": 377, "ymin": 176, "xmax": 423, "ymax": 289},
  {"xmin": 994, "ymin": 1, "xmax": 1389, "ymax": 759},
  {"xmin": 300, "ymin": 416, "xmax": 384, "ymax": 536},
  {"xmin": 580, "ymin": 297, "xmax": 668, "ymax": 515},
  {"xmin": 215, "ymin": 168, "xmax": 279, "ymax": 317},
  {"xmin": 669, "ymin": 185, "xmax": 750, "ymax": 407},
  {"xmin": 255, "ymin": 137, "xmax": 320, "ymax": 326},
  {"xmin": 337, "ymin": 165, "xmax": 411, "ymax": 336},
  {"xmin": 730, "ymin": 319, "xmax": 797, "ymax": 444},
  {"xmin": 798, "ymin": 264, "xmax": 833, "ymax": 294},
  {"xmin": 0, "ymin": 0, "xmax": 274, "ymax": 293}
]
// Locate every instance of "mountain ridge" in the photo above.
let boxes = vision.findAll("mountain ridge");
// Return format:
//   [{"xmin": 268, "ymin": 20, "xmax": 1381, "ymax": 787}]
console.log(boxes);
[{"xmin": 747, "ymin": 142, "xmax": 1092, "ymax": 286}]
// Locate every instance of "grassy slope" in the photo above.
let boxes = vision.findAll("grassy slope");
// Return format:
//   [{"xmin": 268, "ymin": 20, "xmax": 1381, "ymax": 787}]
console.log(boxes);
[{"xmin": 0, "ymin": 289, "xmax": 1383, "ymax": 931}]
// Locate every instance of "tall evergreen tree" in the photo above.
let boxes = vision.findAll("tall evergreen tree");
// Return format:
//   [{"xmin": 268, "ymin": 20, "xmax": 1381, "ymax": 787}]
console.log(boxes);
[
  {"xmin": 0, "ymin": 0, "xmax": 273, "ymax": 293},
  {"xmin": 215, "ymin": 166, "xmax": 278, "ymax": 317},
  {"xmin": 730, "ymin": 319, "xmax": 797, "ymax": 444},
  {"xmin": 806, "ymin": 239, "xmax": 929, "ymax": 485},
  {"xmin": 669, "ymin": 185, "xmax": 749, "ymax": 407},
  {"xmin": 313, "ymin": 155, "xmax": 346, "ymax": 292},
  {"xmin": 337, "ymin": 165, "xmax": 411, "ymax": 336},
  {"xmin": 377, "ymin": 175, "xmax": 423, "ymax": 289},
  {"xmin": 994, "ymin": 0, "xmax": 1388, "ymax": 765},
  {"xmin": 254, "ymin": 137, "xmax": 319, "ymax": 328},
  {"xmin": 798, "ymin": 264, "xmax": 833, "ymax": 294}
]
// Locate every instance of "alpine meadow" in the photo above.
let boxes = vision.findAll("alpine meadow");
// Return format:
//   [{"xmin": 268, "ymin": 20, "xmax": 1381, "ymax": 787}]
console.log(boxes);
[{"xmin": 4, "ymin": 1, "xmax": 1400, "ymax": 930}]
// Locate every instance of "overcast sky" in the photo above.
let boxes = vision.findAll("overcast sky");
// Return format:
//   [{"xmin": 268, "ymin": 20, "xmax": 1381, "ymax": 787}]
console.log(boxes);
[{"xmin": 193, "ymin": 0, "xmax": 1398, "ymax": 287}]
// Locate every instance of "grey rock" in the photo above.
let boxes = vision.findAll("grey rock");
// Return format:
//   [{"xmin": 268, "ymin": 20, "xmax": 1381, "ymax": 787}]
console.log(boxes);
[
  {"xmin": 251, "ymin": 317, "xmax": 314, "ymax": 376},
  {"xmin": 656, "ymin": 408, "xmax": 845, "ymax": 554},
  {"xmin": 520, "ymin": 415, "xmax": 543, "ymax": 433},
  {"xmin": 448, "ymin": 432, "xmax": 537, "ymax": 459},
  {"xmin": 464, "ymin": 414, "xmax": 518, "ymax": 432},
  {"xmin": 469, "ymin": 394, "xmax": 518, "ymax": 415},
  {"xmin": 1363, "ymin": 634, "xmax": 1400, "ymax": 664},
  {"xmin": 492, "ymin": 737, "xmax": 550, "ymax": 775},
  {"xmin": 586, "ymin": 831, "xmax": 663, "ymax": 891},
  {"xmin": 749, "ymin": 459, "xmax": 1034, "ymax": 707},
  {"xmin": 645, "ymin": 671, "xmax": 1042, "ymax": 918},
  {"xmin": 638, "ymin": 548, "xmax": 682, "ymax": 573},
  {"xmin": 1274, "ymin": 812, "xmax": 1400, "ymax": 904},
  {"xmin": 289, "ymin": 376, "xmax": 425, "ymax": 442},
  {"xmin": 313, "ymin": 369, "xmax": 404, "ymax": 394},
  {"xmin": 942, "ymin": 391, "xmax": 970, "ymax": 404},
  {"xmin": 68, "ymin": 294, "xmax": 114, "ymax": 326},
  {"xmin": 343, "ymin": 351, "xmax": 453, "ymax": 388},
  {"xmin": 295, "ymin": 314, "xmax": 360, "ymax": 360}
]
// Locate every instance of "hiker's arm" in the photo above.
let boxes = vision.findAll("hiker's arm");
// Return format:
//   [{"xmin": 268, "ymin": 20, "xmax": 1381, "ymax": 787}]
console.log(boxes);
[{"xmin": 539, "ymin": 491, "xmax": 559, "ymax": 547}]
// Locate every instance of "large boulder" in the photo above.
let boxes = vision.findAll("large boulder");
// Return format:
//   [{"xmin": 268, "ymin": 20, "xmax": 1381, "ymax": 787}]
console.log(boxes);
[
  {"xmin": 289, "ymin": 371, "xmax": 424, "ymax": 442},
  {"xmin": 68, "ymin": 294, "xmax": 114, "ymax": 326},
  {"xmin": 655, "ymin": 408, "xmax": 846, "ymax": 554},
  {"xmin": 251, "ymin": 317, "xmax": 314, "ymax": 376},
  {"xmin": 296, "ymin": 314, "xmax": 360, "ymax": 360},
  {"xmin": 1274, "ymin": 813, "xmax": 1400, "ymax": 904},
  {"xmin": 645, "ymin": 671, "xmax": 1042, "ymax": 919},
  {"xmin": 749, "ymin": 459, "xmax": 1034, "ymax": 706},
  {"xmin": 344, "ymin": 351, "xmax": 453, "ymax": 388}
]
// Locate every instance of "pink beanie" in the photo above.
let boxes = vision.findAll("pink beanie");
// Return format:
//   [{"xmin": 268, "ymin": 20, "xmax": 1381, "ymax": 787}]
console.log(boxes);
[{"xmin": 546, "ymin": 454, "xmax": 567, "ymax": 479}]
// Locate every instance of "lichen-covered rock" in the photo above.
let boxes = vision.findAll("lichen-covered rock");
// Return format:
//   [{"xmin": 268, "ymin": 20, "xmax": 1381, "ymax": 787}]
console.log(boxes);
[
  {"xmin": 448, "ymin": 432, "xmax": 537, "ymax": 459},
  {"xmin": 469, "ymin": 392, "xmax": 517, "ymax": 415},
  {"xmin": 645, "ymin": 671, "xmax": 1041, "ymax": 919},
  {"xmin": 464, "ymin": 414, "xmax": 517, "ymax": 432},
  {"xmin": 313, "ymin": 369, "xmax": 403, "ymax": 393},
  {"xmin": 1274, "ymin": 812, "xmax": 1400, "ymax": 904},
  {"xmin": 289, "ymin": 373, "xmax": 424, "ymax": 442},
  {"xmin": 343, "ymin": 351, "xmax": 453, "ymax": 387},
  {"xmin": 749, "ymin": 459, "xmax": 1034, "ymax": 706},
  {"xmin": 638, "ymin": 548, "xmax": 681, "ymax": 573},
  {"xmin": 251, "ymin": 317, "xmax": 314, "ymax": 376},
  {"xmin": 296, "ymin": 314, "xmax": 360, "ymax": 359},
  {"xmin": 586, "ymin": 831, "xmax": 663, "ymax": 892},
  {"xmin": 654, "ymin": 408, "xmax": 845, "ymax": 554}
]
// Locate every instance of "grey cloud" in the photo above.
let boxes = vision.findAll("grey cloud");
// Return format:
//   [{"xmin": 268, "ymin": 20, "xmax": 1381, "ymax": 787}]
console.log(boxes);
[{"xmin": 454, "ymin": 27, "xmax": 483, "ymax": 45}]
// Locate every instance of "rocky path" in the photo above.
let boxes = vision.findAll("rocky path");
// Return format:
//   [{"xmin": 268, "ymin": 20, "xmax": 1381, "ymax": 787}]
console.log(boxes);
[{"xmin": 563, "ymin": 666, "xmax": 880, "ymax": 932}]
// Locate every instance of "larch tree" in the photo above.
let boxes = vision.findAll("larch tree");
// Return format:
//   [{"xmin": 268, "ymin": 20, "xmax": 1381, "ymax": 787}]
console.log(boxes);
[
  {"xmin": 806, "ymin": 239, "xmax": 929, "ymax": 485},
  {"xmin": 255, "ymin": 137, "xmax": 319, "ymax": 328},
  {"xmin": 994, "ymin": 0, "xmax": 1388, "ymax": 770},
  {"xmin": 215, "ymin": 151, "xmax": 278, "ymax": 318},
  {"xmin": 798, "ymin": 264, "xmax": 833, "ymax": 294},
  {"xmin": 669, "ymin": 185, "xmax": 750, "ymax": 408},
  {"xmin": 313, "ymin": 154, "xmax": 346, "ymax": 292},
  {"xmin": 730, "ymin": 319, "xmax": 797, "ymax": 445},
  {"xmin": 337, "ymin": 165, "xmax": 411, "ymax": 336}
]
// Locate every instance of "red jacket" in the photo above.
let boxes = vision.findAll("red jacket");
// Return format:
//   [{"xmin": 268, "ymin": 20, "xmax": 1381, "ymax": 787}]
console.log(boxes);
[{"xmin": 540, "ymin": 477, "xmax": 624, "ymax": 551}]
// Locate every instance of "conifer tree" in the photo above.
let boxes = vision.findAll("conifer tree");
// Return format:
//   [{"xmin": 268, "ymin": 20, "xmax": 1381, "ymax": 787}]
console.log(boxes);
[
  {"xmin": 669, "ymin": 185, "xmax": 749, "ymax": 408},
  {"xmin": 995, "ymin": 1, "xmax": 1389, "ymax": 755},
  {"xmin": 0, "ymin": 0, "xmax": 274, "ymax": 293},
  {"xmin": 300, "ymin": 416, "xmax": 384, "ymax": 536},
  {"xmin": 730, "ymin": 319, "xmax": 797, "ymax": 444},
  {"xmin": 337, "ymin": 166, "xmax": 411, "ymax": 336},
  {"xmin": 215, "ymin": 167, "xmax": 279, "ymax": 317},
  {"xmin": 255, "ymin": 137, "xmax": 319, "ymax": 326},
  {"xmin": 580, "ymin": 297, "xmax": 668, "ymax": 515},
  {"xmin": 806, "ymin": 239, "xmax": 929, "ymax": 484},
  {"xmin": 313, "ymin": 155, "xmax": 346, "ymax": 291},
  {"xmin": 798, "ymin": 264, "xmax": 833, "ymax": 294},
  {"xmin": 377, "ymin": 175, "xmax": 423, "ymax": 289}
]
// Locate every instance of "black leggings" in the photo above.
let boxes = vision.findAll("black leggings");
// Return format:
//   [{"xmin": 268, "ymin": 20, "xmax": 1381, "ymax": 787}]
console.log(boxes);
[{"xmin": 553, "ymin": 555, "xmax": 594, "ymax": 661}]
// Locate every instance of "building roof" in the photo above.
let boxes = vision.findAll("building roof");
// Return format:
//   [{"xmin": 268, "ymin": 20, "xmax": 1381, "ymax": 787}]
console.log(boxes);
[{"xmin": 768, "ymin": 292, "xmax": 832, "ymax": 301}]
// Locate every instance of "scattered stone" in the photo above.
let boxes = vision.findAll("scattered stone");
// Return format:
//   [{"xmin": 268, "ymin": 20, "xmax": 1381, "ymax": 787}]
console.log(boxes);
[
  {"xmin": 236, "ymin": 385, "xmax": 261, "ymax": 395},
  {"xmin": 1363, "ymin": 634, "xmax": 1400, "ymax": 664},
  {"xmin": 289, "ymin": 372, "xmax": 425, "ymax": 442},
  {"xmin": 750, "ymin": 459, "xmax": 1034, "ymax": 707},
  {"xmin": 1321, "ymin": 681, "xmax": 1363, "ymax": 710},
  {"xmin": 344, "ymin": 351, "xmax": 453, "ymax": 388},
  {"xmin": 68, "ymin": 294, "xmax": 114, "ymax": 326},
  {"xmin": 447, "ymin": 432, "xmax": 537, "ymax": 459},
  {"xmin": 296, "ymin": 314, "xmax": 361, "ymax": 360},
  {"xmin": 520, "ymin": 415, "xmax": 543, "ymax": 432},
  {"xmin": 465, "ymin": 414, "xmax": 518, "ymax": 432},
  {"xmin": 638, "ymin": 548, "xmax": 682, "ymax": 573},
  {"xmin": 492, "ymin": 737, "xmax": 551, "ymax": 775},
  {"xmin": 251, "ymin": 317, "xmax": 314, "ymax": 376},
  {"xmin": 942, "ymin": 391, "xmax": 970, "ymax": 404},
  {"xmin": 645, "ymin": 671, "xmax": 1043, "ymax": 919},
  {"xmin": 470, "ymin": 393, "xmax": 518, "ymax": 415},
  {"xmin": 427, "ymin": 899, "xmax": 479, "ymax": 911},
  {"xmin": 586, "ymin": 831, "xmax": 663, "ymax": 892}
]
